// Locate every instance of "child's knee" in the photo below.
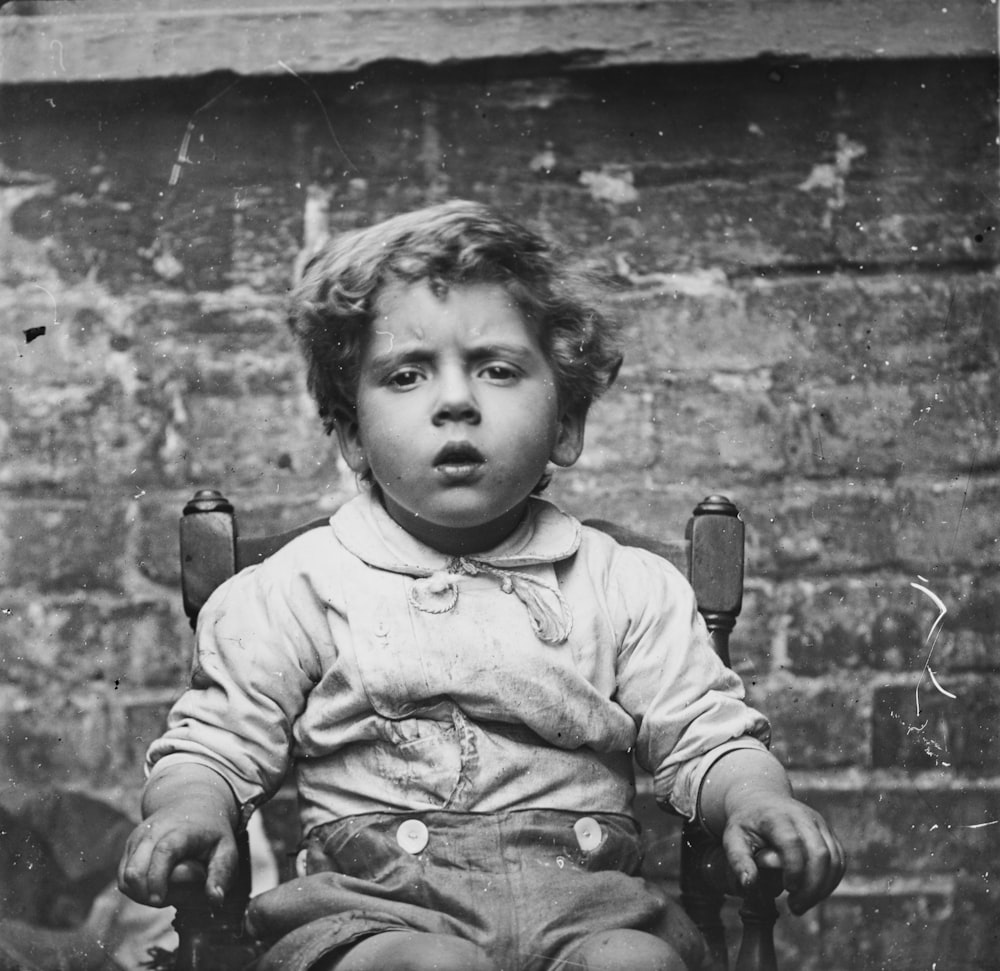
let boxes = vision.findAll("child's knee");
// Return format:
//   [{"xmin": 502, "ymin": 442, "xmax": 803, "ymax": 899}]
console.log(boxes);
[
  {"xmin": 565, "ymin": 929, "xmax": 693, "ymax": 971},
  {"xmin": 409, "ymin": 936, "xmax": 495, "ymax": 971},
  {"xmin": 326, "ymin": 931, "xmax": 497, "ymax": 971}
]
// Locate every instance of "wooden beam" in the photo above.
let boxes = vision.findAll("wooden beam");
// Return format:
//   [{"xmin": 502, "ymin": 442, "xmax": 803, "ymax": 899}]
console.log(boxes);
[{"xmin": 0, "ymin": 0, "xmax": 995, "ymax": 83}]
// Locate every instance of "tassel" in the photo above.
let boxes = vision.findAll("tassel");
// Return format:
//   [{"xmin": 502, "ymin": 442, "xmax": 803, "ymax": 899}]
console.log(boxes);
[
  {"xmin": 505, "ymin": 573, "xmax": 574, "ymax": 644},
  {"xmin": 451, "ymin": 558, "xmax": 573, "ymax": 644}
]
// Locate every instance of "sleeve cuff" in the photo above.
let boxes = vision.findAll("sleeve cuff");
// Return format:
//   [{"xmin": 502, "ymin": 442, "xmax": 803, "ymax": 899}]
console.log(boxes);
[
  {"xmin": 666, "ymin": 736, "xmax": 771, "ymax": 821},
  {"xmin": 147, "ymin": 753, "xmax": 264, "ymax": 828}
]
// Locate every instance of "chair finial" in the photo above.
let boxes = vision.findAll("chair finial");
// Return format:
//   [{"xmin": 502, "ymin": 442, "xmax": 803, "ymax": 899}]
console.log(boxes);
[{"xmin": 184, "ymin": 489, "xmax": 234, "ymax": 516}]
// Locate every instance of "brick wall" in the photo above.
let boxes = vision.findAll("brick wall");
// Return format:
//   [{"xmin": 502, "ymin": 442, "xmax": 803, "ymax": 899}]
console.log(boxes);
[{"xmin": 1, "ymin": 56, "xmax": 997, "ymax": 969}]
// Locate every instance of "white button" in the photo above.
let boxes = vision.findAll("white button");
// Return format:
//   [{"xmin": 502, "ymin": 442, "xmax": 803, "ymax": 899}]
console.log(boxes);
[
  {"xmin": 574, "ymin": 816, "xmax": 603, "ymax": 852},
  {"xmin": 396, "ymin": 819, "xmax": 429, "ymax": 854}
]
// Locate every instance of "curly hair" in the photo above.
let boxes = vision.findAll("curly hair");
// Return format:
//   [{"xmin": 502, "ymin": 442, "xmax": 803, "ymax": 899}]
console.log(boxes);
[{"xmin": 287, "ymin": 199, "xmax": 622, "ymax": 434}]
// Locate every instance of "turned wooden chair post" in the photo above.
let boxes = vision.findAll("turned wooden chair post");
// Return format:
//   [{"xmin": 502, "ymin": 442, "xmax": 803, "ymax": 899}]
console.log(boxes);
[
  {"xmin": 169, "ymin": 831, "xmax": 255, "ymax": 971},
  {"xmin": 734, "ymin": 871, "xmax": 782, "ymax": 971},
  {"xmin": 681, "ymin": 495, "xmax": 779, "ymax": 971},
  {"xmin": 172, "ymin": 493, "xmax": 254, "ymax": 971}
]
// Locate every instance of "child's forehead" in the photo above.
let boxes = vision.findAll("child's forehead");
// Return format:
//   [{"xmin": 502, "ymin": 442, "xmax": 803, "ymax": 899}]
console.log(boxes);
[
  {"xmin": 376, "ymin": 276, "xmax": 517, "ymax": 308},
  {"xmin": 357, "ymin": 280, "xmax": 549, "ymax": 370},
  {"xmin": 371, "ymin": 278, "xmax": 534, "ymax": 334}
]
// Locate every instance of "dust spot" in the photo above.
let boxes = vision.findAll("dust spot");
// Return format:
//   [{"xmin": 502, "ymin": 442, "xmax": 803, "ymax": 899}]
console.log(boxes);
[
  {"xmin": 797, "ymin": 133, "xmax": 867, "ymax": 230},
  {"xmin": 579, "ymin": 165, "xmax": 638, "ymax": 205}
]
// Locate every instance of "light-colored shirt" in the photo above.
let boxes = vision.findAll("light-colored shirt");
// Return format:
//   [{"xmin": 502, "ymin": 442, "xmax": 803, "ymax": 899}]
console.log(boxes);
[{"xmin": 148, "ymin": 494, "xmax": 770, "ymax": 836}]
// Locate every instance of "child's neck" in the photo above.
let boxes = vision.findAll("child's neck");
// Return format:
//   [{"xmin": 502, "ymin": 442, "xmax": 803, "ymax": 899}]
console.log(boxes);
[{"xmin": 378, "ymin": 492, "xmax": 529, "ymax": 557}]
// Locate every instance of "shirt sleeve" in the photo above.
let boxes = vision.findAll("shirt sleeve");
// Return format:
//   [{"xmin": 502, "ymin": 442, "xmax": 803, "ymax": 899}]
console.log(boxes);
[
  {"xmin": 146, "ymin": 547, "xmax": 332, "ymax": 822},
  {"xmin": 608, "ymin": 544, "xmax": 771, "ymax": 820}
]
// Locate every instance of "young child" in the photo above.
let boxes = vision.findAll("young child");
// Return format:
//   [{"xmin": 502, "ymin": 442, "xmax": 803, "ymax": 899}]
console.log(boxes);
[{"xmin": 119, "ymin": 201, "xmax": 845, "ymax": 971}]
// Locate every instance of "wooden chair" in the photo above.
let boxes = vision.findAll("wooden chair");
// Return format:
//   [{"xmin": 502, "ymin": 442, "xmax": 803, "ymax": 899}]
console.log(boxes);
[{"xmin": 167, "ymin": 490, "xmax": 782, "ymax": 971}]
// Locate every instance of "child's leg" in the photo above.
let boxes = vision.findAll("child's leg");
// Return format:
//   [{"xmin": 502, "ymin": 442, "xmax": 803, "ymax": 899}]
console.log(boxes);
[
  {"xmin": 561, "ymin": 928, "xmax": 693, "ymax": 971},
  {"xmin": 317, "ymin": 930, "xmax": 497, "ymax": 971}
]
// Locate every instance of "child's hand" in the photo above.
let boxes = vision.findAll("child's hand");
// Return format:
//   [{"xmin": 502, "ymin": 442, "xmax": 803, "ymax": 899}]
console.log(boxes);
[
  {"xmin": 721, "ymin": 793, "xmax": 846, "ymax": 915},
  {"xmin": 118, "ymin": 806, "xmax": 239, "ymax": 907},
  {"xmin": 117, "ymin": 764, "xmax": 242, "ymax": 907},
  {"xmin": 698, "ymin": 749, "xmax": 846, "ymax": 914}
]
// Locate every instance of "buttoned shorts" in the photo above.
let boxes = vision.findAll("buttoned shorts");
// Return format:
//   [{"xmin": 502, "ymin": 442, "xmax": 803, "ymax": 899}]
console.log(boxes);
[{"xmin": 246, "ymin": 808, "xmax": 704, "ymax": 971}]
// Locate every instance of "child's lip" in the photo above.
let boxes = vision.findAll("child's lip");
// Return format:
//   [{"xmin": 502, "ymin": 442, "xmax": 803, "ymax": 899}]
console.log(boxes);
[{"xmin": 433, "ymin": 442, "xmax": 486, "ymax": 467}]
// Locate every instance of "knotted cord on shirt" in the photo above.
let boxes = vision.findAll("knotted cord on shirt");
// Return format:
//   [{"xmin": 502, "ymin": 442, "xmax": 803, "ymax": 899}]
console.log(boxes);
[{"xmin": 406, "ymin": 557, "xmax": 574, "ymax": 644}]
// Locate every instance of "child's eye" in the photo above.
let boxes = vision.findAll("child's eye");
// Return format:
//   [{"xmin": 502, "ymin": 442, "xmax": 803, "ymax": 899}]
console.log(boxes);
[
  {"xmin": 479, "ymin": 364, "xmax": 519, "ymax": 382},
  {"xmin": 387, "ymin": 368, "xmax": 423, "ymax": 389}
]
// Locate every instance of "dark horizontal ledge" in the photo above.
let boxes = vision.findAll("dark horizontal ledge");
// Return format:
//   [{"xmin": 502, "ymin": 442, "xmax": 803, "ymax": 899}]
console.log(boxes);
[{"xmin": 0, "ymin": 0, "xmax": 995, "ymax": 83}]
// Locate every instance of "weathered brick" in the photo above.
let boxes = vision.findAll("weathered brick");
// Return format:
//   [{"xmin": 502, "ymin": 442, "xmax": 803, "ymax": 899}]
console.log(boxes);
[
  {"xmin": 0, "ymin": 693, "xmax": 116, "ymax": 788},
  {"xmin": 612, "ymin": 282, "xmax": 791, "ymax": 375},
  {"xmin": 791, "ymin": 777, "xmax": 1000, "ymax": 875},
  {"xmin": 0, "ymin": 497, "xmax": 131, "ymax": 592},
  {"xmin": 0, "ymin": 287, "xmax": 178, "ymax": 491},
  {"xmin": 747, "ymin": 272, "xmax": 1000, "ymax": 384},
  {"xmin": 754, "ymin": 674, "xmax": 870, "ymax": 769},
  {"xmin": 1, "ymin": 379, "xmax": 158, "ymax": 491},
  {"xmin": 576, "ymin": 386, "xmax": 661, "ymax": 472},
  {"xmin": 0, "ymin": 595, "xmax": 187, "ymax": 693},
  {"xmin": 891, "ymin": 480, "xmax": 1000, "ymax": 572},
  {"xmin": 773, "ymin": 878, "xmax": 956, "ymax": 971},
  {"xmin": 110, "ymin": 693, "xmax": 178, "ymax": 789},
  {"xmin": 738, "ymin": 479, "xmax": 1000, "ymax": 578},
  {"xmin": 0, "ymin": 285, "xmax": 133, "ymax": 384},
  {"xmin": 127, "ymin": 293, "xmax": 295, "ymax": 371},
  {"xmin": 179, "ymin": 390, "xmax": 341, "ymax": 489},
  {"xmin": 771, "ymin": 573, "xmax": 1000, "ymax": 676},
  {"xmin": 768, "ymin": 379, "xmax": 983, "ymax": 480},
  {"xmin": 650, "ymin": 376, "xmax": 786, "ymax": 479},
  {"xmin": 2, "ymin": 61, "xmax": 995, "ymax": 295},
  {"xmin": 132, "ymin": 491, "xmax": 197, "ymax": 588},
  {"xmin": 872, "ymin": 676, "xmax": 1000, "ymax": 773},
  {"xmin": 552, "ymin": 479, "xmax": 731, "ymax": 547},
  {"xmin": 606, "ymin": 367, "xmax": 998, "ymax": 484},
  {"xmin": 611, "ymin": 272, "xmax": 1000, "ymax": 481},
  {"xmin": 942, "ymin": 875, "xmax": 1000, "ymax": 971},
  {"xmin": 718, "ymin": 582, "xmax": 778, "ymax": 680},
  {"xmin": 740, "ymin": 483, "xmax": 904, "ymax": 576}
]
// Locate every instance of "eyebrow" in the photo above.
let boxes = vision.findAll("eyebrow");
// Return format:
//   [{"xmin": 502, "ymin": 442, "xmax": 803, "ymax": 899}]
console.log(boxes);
[{"xmin": 366, "ymin": 340, "xmax": 538, "ymax": 372}]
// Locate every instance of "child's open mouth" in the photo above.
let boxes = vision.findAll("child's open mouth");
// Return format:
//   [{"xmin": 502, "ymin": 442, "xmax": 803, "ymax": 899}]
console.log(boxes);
[{"xmin": 433, "ymin": 442, "xmax": 486, "ymax": 480}]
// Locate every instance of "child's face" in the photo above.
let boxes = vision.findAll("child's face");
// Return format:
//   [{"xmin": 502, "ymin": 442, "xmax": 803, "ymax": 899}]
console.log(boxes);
[{"xmin": 335, "ymin": 280, "xmax": 584, "ymax": 554}]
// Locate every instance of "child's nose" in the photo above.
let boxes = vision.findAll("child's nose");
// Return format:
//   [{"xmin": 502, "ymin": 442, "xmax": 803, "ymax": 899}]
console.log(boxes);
[{"xmin": 432, "ymin": 371, "xmax": 481, "ymax": 426}]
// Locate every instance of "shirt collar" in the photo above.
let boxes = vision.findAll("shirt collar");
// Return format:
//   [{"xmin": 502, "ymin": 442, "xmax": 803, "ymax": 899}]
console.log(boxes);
[{"xmin": 329, "ymin": 490, "xmax": 581, "ymax": 577}]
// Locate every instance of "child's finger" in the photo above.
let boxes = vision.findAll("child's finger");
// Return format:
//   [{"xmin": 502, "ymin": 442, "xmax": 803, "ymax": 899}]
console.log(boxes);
[
  {"xmin": 117, "ymin": 840, "xmax": 149, "ymax": 902},
  {"xmin": 755, "ymin": 846, "xmax": 783, "ymax": 870},
  {"xmin": 794, "ymin": 826, "xmax": 847, "ymax": 911},
  {"xmin": 118, "ymin": 825, "xmax": 169, "ymax": 905},
  {"xmin": 204, "ymin": 835, "xmax": 239, "ymax": 903},
  {"xmin": 721, "ymin": 825, "xmax": 763, "ymax": 890},
  {"xmin": 145, "ymin": 830, "xmax": 195, "ymax": 905},
  {"xmin": 783, "ymin": 821, "xmax": 845, "ymax": 914}
]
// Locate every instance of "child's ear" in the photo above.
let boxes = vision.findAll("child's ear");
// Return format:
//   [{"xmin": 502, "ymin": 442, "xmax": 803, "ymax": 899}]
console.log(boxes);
[
  {"xmin": 334, "ymin": 417, "xmax": 369, "ymax": 474},
  {"xmin": 550, "ymin": 407, "xmax": 586, "ymax": 468}
]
